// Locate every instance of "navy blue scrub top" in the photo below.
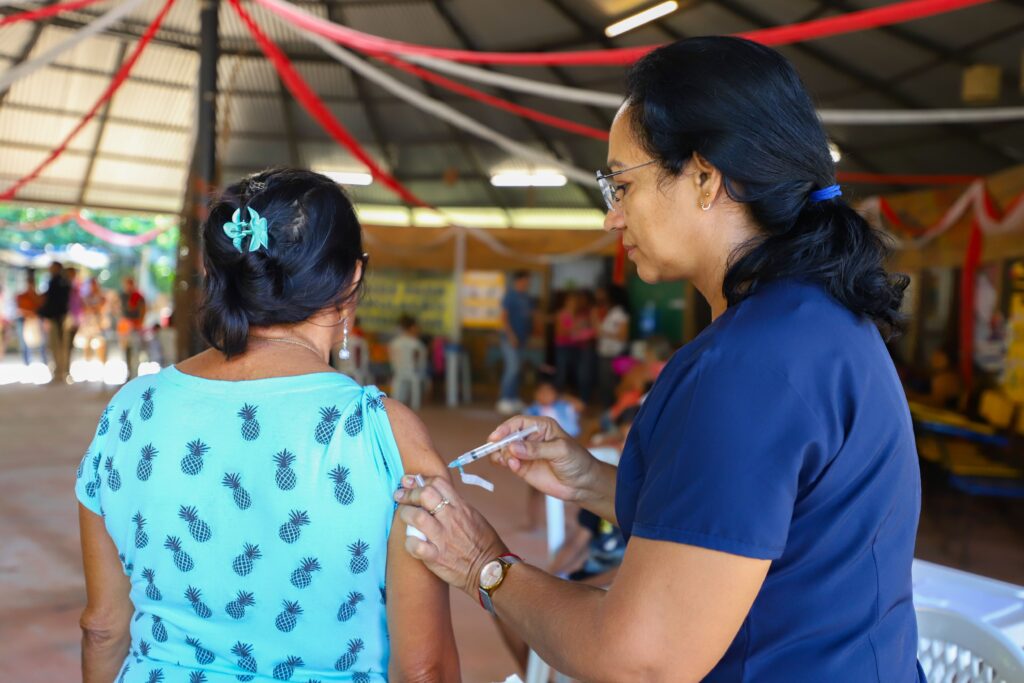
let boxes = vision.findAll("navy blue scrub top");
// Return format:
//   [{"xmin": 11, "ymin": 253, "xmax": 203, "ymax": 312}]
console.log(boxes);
[{"xmin": 616, "ymin": 280, "xmax": 924, "ymax": 682}]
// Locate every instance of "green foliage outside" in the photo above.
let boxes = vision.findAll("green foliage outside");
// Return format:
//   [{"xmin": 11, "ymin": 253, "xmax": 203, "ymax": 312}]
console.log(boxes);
[{"xmin": 0, "ymin": 204, "xmax": 179, "ymax": 294}]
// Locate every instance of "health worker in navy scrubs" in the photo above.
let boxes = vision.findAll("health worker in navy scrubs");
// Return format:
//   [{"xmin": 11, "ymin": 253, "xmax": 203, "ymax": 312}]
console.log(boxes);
[{"xmin": 395, "ymin": 36, "xmax": 925, "ymax": 682}]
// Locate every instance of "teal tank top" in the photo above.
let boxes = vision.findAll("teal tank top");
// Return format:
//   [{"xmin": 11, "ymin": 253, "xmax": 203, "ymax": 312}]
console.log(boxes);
[{"xmin": 75, "ymin": 366, "xmax": 404, "ymax": 682}]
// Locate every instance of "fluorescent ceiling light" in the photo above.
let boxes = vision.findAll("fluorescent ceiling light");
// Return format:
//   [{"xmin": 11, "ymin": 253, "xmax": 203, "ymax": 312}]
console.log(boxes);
[
  {"xmin": 490, "ymin": 171, "xmax": 568, "ymax": 187},
  {"xmin": 605, "ymin": 1, "xmax": 679, "ymax": 38},
  {"xmin": 322, "ymin": 171, "xmax": 373, "ymax": 186},
  {"xmin": 828, "ymin": 142, "xmax": 842, "ymax": 163}
]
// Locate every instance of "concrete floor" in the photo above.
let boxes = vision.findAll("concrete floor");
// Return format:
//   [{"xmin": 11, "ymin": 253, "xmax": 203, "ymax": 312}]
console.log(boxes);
[{"xmin": 1, "ymin": 380, "xmax": 1022, "ymax": 682}]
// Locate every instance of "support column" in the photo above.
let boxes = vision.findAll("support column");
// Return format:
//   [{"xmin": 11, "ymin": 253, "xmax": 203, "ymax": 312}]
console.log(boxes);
[{"xmin": 174, "ymin": 0, "xmax": 219, "ymax": 359}]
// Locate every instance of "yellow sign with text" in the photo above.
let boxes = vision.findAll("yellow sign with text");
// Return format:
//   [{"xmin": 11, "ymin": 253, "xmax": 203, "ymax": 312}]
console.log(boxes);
[{"xmin": 461, "ymin": 270, "xmax": 506, "ymax": 330}]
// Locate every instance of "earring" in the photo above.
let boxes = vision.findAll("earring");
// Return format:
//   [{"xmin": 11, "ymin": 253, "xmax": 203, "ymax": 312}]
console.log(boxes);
[
  {"xmin": 339, "ymin": 317, "xmax": 351, "ymax": 360},
  {"xmin": 700, "ymin": 191, "xmax": 712, "ymax": 212}
]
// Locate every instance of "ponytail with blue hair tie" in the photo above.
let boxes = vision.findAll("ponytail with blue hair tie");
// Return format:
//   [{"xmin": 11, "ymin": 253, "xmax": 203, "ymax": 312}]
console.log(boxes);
[{"xmin": 809, "ymin": 184, "xmax": 842, "ymax": 203}]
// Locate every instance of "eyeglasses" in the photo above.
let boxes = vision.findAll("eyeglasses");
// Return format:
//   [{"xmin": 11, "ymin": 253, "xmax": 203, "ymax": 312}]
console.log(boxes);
[{"xmin": 595, "ymin": 160, "xmax": 657, "ymax": 212}]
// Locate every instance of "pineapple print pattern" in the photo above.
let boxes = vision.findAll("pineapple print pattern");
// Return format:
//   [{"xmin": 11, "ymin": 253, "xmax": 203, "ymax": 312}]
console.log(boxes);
[
  {"xmin": 273, "ymin": 655, "xmax": 303, "ymax": 680},
  {"xmin": 118, "ymin": 409, "xmax": 133, "ymax": 442},
  {"xmin": 349, "ymin": 540, "xmax": 370, "ymax": 574},
  {"xmin": 181, "ymin": 439, "xmax": 209, "ymax": 476},
  {"xmin": 141, "ymin": 568, "xmax": 160, "ymax": 600},
  {"xmin": 163, "ymin": 535, "xmax": 194, "ymax": 572},
  {"xmin": 238, "ymin": 403, "xmax": 261, "ymax": 441},
  {"xmin": 178, "ymin": 505, "xmax": 212, "ymax": 542},
  {"xmin": 185, "ymin": 636, "xmax": 214, "ymax": 665},
  {"xmin": 136, "ymin": 444, "xmax": 157, "ymax": 481},
  {"xmin": 222, "ymin": 472, "xmax": 252, "ymax": 509},
  {"xmin": 232, "ymin": 543, "xmax": 262, "ymax": 576},
  {"xmin": 225, "ymin": 590, "xmax": 255, "ymax": 619},
  {"xmin": 97, "ymin": 406, "xmax": 112, "ymax": 436},
  {"xmin": 140, "ymin": 387, "xmax": 155, "ymax": 421},
  {"xmin": 335, "ymin": 639, "xmax": 363, "ymax": 671},
  {"xmin": 150, "ymin": 615, "xmax": 167, "ymax": 642},
  {"xmin": 344, "ymin": 403, "xmax": 364, "ymax": 437},
  {"xmin": 231, "ymin": 641, "xmax": 258, "ymax": 681},
  {"xmin": 329, "ymin": 465, "xmax": 355, "ymax": 505},
  {"xmin": 75, "ymin": 382, "xmax": 400, "ymax": 682},
  {"xmin": 105, "ymin": 456, "xmax": 121, "ymax": 491},
  {"xmin": 290, "ymin": 557, "xmax": 321, "ymax": 589},
  {"xmin": 314, "ymin": 406, "xmax": 341, "ymax": 444},
  {"xmin": 275, "ymin": 599, "xmax": 303, "ymax": 632},
  {"xmin": 84, "ymin": 453, "xmax": 102, "ymax": 498},
  {"xmin": 133, "ymin": 513, "xmax": 148, "ymax": 548},
  {"xmin": 185, "ymin": 586, "xmax": 212, "ymax": 618},
  {"xmin": 336, "ymin": 591, "xmax": 364, "ymax": 622},
  {"xmin": 274, "ymin": 450, "xmax": 297, "ymax": 490},
  {"xmin": 279, "ymin": 510, "xmax": 310, "ymax": 544}
]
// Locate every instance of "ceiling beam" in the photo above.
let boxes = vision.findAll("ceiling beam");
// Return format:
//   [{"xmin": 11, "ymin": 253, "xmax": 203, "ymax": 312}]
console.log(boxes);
[
  {"xmin": 328, "ymin": 1, "xmax": 397, "ymax": 171},
  {"xmin": 712, "ymin": 0, "xmax": 1019, "ymax": 167},
  {"xmin": 0, "ymin": 5, "xmax": 52, "ymax": 109},
  {"xmin": 78, "ymin": 41, "xmax": 130, "ymax": 206},
  {"xmin": 431, "ymin": 0, "xmax": 601, "ymax": 210}
]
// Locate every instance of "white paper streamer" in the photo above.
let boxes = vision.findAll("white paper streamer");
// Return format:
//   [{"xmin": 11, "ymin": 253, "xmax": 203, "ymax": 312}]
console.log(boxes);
[
  {"xmin": 297, "ymin": 29, "xmax": 595, "ymax": 185},
  {"xmin": 0, "ymin": 0, "xmax": 149, "ymax": 95},
  {"xmin": 819, "ymin": 107, "xmax": 1024, "ymax": 125},
  {"xmin": 404, "ymin": 54, "xmax": 624, "ymax": 109},
  {"xmin": 465, "ymin": 225, "xmax": 619, "ymax": 265}
]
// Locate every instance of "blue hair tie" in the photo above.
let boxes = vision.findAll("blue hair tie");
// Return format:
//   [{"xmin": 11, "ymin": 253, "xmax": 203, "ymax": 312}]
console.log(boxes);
[{"xmin": 809, "ymin": 184, "xmax": 842, "ymax": 203}]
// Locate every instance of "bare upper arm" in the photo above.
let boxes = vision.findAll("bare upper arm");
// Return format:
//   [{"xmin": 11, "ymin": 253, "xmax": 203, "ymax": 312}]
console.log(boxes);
[
  {"xmin": 383, "ymin": 399, "xmax": 460, "ymax": 681},
  {"xmin": 599, "ymin": 537, "xmax": 770, "ymax": 681},
  {"xmin": 79, "ymin": 505, "xmax": 133, "ymax": 633}
]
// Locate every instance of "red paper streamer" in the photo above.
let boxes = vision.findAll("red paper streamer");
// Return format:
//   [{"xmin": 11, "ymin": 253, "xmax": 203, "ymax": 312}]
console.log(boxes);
[
  {"xmin": 229, "ymin": 0, "xmax": 428, "ymax": 208},
  {"xmin": 0, "ymin": 0, "xmax": 177, "ymax": 201},
  {"xmin": 0, "ymin": 0, "xmax": 107, "ymax": 27},
  {"xmin": 255, "ymin": 0, "xmax": 992, "ymax": 66},
  {"xmin": 378, "ymin": 55, "xmax": 609, "ymax": 141}
]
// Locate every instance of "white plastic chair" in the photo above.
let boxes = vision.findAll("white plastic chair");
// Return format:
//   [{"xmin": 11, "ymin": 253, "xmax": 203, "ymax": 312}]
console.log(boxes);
[
  {"xmin": 916, "ymin": 605, "xmax": 1024, "ymax": 683},
  {"xmin": 335, "ymin": 336, "xmax": 372, "ymax": 386}
]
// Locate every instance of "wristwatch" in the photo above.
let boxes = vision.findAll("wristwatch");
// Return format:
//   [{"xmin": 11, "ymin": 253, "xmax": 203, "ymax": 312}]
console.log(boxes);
[{"xmin": 478, "ymin": 553, "xmax": 522, "ymax": 615}]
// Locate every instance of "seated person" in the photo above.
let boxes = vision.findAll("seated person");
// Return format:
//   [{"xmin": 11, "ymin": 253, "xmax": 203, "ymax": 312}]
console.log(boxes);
[
  {"xmin": 522, "ymin": 377, "xmax": 583, "ymax": 531},
  {"xmin": 388, "ymin": 314, "xmax": 428, "ymax": 411}
]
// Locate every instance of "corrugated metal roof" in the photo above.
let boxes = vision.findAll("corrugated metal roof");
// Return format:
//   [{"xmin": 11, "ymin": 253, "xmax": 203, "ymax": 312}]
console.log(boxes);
[{"xmin": 0, "ymin": 0, "xmax": 1020, "ymax": 215}]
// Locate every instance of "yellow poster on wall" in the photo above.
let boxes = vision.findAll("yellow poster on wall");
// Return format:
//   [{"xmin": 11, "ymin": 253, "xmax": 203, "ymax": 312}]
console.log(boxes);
[
  {"xmin": 1003, "ymin": 260, "xmax": 1024, "ymax": 402},
  {"xmin": 461, "ymin": 270, "xmax": 506, "ymax": 330},
  {"xmin": 360, "ymin": 271, "xmax": 455, "ymax": 337}
]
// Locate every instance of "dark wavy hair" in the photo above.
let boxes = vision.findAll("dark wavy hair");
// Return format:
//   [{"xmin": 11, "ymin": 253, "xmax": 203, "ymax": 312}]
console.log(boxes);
[
  {"xmin": 199, "ymin": 168, "xmax": 365, "ymax": 358},
  {"xmin": 625, "ymin": 36, "xmax": 907, "ymax": 339}
]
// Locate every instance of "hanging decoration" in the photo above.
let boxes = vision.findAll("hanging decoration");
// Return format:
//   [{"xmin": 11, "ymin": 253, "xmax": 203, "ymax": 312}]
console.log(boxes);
[
  {"xmin": 0, "ymin": 212, "xmax": 173, "ymax": 247},
  {"xmin": 252, "ymin": 0, "xmax": 993, "ymax": 66},
  {"xmin": 291, "ymin": 26, "xmax": 595, "ymax": 184},
  {"xmin": 0, "ymin": 0, "xmax": 177, "ymax": 201},
  {"xmin": 0, "ymin": 0, "xmax": 149, "ymax": 96},
  {"xmin": 0, "ymin": 0, "xmax": 108, "ymax": 27},
  {"xmin": 376, "ymin": 55, "xmax": 609, "ymax": 141}
]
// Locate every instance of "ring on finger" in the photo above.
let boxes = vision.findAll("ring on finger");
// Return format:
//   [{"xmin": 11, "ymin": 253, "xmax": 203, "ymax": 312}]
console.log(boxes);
[{"xmin": 428, "ymin": 498, "xmax": 451, "ymax": 516}]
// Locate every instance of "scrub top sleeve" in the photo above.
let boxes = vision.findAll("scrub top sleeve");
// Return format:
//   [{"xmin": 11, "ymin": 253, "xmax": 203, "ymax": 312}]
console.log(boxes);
[{"xmin": 632, "ymin": 358, "xmax": 822, "ymax": 560}]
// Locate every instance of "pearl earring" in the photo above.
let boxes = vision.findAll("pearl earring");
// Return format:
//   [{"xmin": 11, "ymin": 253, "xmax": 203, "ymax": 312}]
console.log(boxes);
[{"xmin": 339, "ymin": 317, "xmax": 351, "ymax": 360}]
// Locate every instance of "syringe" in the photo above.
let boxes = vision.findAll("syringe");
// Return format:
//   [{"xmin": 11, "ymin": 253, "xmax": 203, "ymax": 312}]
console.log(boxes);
[{"xmin": 447, "ymin": 424, "xmax": 540, "ymax": 469}]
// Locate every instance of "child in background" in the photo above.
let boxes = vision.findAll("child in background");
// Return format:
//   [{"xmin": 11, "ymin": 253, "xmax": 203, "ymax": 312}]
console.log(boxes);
[
  {"xmin": 388, "ymin": 314, "xmax": 428, "ymax": 410},
  {"xmin": 522, "ymin": 377, "xmax": 582, "ymax": 531}
]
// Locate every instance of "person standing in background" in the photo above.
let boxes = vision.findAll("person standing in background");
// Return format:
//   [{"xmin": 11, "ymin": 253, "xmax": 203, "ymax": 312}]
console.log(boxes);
[
  {"xmin": 15, "ymin": 270, "xmax": 47, "ymax": 366},
  {"xmin": 117, "ymin": 277, "xmax": 146, "ymax": 380},
  {"xmin": 497, "ymin": 270, "xmax": 534, "ymax": 416},
  {"xmin": 594, "ymin": 285, "xmax": 631, "ymax": 408},
  {"xmin": 64, "ymin": 267, "xmax": 84, "ymax": 372},
  {"xmin": 81, "ymin": 277, "xmax": 109, "ymax": 363},
  {"xmin": 38, "ymin": 261, "xmax": 70, "ymax": 382}
]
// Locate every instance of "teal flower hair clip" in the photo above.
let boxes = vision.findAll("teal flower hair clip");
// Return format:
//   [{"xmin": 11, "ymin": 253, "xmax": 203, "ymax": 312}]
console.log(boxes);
[{"xmin": 223, "ymin": 206, "xmax": 269, "ymax": 253}]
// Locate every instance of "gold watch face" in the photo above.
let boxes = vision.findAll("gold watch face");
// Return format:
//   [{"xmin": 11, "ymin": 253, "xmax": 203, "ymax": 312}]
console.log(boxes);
[{"xmin": 480, "ymin": 560, "xmax": 504, "ymax": 590}]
